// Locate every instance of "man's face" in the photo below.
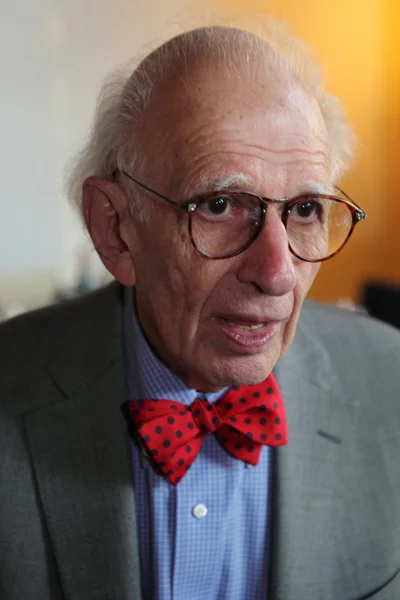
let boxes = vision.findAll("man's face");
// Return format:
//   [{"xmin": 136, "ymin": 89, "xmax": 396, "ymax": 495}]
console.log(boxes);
[{"xmin": 123, "ymin": 63, "xmax": 331, "ymax": 391}]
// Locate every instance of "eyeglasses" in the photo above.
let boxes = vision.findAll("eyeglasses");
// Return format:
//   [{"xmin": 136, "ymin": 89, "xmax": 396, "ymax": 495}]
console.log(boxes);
[{"xmin": 114, "ymin": 169, "xmax": 367, "ymax": 262}]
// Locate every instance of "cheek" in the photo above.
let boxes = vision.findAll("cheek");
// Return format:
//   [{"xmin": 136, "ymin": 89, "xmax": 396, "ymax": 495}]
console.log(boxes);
[
  {"xmin": 287, "ymin": 261, "xmax": 318, "ymax": 321},
  {"xmin": 279, "ymin": 263, "xmax": 318, "ymax": 357},
  {"xmin": 134, "ymin": 221, "xmax": 229, "ymax": 323},
  {"xmin": 292, "ymin": 262, "xmax": 319, "ymax": 313},
  {"xmin": 133, "ymin": 215, "xmax": 188, "ymax": 282},
  {"xmin": 172, "ymin": 259, "xmax": 231, "ymax": 323},
  {"xmin": 305, "ymin": 262, "xmax": 320, "ymax": 293}
]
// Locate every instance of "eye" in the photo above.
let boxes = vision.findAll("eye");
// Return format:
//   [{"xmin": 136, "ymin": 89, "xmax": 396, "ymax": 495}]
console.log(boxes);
[
  {"xmin": 196, "ymin": 194, "xmax": 245, "ymax": 221},
  {"xmin": 202, "ymin": 196, "xmax": 233, "ymax": 216},
  {"xmin": 291, "ymin": 199, "xmax": 323, "ymax": 222},
  {"xmin": 194, "ymin": 192, "xmax": 260, "ymax": 224}
]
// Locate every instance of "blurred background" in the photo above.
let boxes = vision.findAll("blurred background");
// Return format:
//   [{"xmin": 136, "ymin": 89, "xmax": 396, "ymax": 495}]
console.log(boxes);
[{"xmin": 1, "ymin": 0, "xmax": 399, "ymax": 327}]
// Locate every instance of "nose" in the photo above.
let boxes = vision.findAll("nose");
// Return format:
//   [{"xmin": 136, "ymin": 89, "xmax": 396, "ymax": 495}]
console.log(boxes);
[{"xmin": 236, "ymin": 207, "xmax": 297, "ymax": 296}]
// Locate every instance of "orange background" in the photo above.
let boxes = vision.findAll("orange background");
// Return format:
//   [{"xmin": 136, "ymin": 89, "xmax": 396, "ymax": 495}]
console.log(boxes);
[{"xmin": 219, "ymin": 0, "xmax": 400, "ymax": 303}]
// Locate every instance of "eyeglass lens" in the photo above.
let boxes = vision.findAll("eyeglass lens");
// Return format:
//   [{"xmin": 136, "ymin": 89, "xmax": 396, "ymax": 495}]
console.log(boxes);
[{"xmin": 190, "ymin": 192, "xmax": 354, "ymax": 261}]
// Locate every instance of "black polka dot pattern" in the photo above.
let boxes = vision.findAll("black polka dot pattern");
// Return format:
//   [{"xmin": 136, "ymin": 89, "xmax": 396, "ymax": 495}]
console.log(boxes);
[
  {"xmin": 190, "ymin": 398, "xmax": 222, "ymax": 434},
  {"xmin": 127, "ymin": 372, "xmax": 287, "ymax": 484},
  {"xmin": 213, "ymin": 373, "xmax": 287, "ymax": 466}
]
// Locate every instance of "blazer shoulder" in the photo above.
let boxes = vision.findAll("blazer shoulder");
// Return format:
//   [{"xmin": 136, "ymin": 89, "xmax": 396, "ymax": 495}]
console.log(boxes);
[
  {"xmin": 301, "ymin": 298, "xmax": 400, "ymax": 349},
  {"xmin": 0, "ymin": 283, "xmax": 123, "ymax": 405},
  {"xmin": 0, "ymin": 283, "xmax": 121, "ymax": 350},
  {"xmin": 299, "ymin": 299, "xmax": 400, "ymax": 388},
  {"xmin": 294, "ymin": 300, "xmax": 400, "ymax": 427}
]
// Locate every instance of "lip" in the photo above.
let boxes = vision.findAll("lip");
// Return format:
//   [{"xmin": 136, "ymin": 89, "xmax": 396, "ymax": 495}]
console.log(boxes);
[{"xmin": 212, "ymin": 314, "xmax": 284, "ymax": 352}]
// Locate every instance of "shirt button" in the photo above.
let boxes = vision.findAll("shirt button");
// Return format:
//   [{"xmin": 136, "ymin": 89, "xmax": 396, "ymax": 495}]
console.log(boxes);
[{"xmin": 192, "ymin": 503, "xmax": 208, "ymax": 519}]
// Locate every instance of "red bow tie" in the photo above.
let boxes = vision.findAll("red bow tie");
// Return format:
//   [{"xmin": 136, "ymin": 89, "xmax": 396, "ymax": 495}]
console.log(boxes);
[{"xmin": 127, "ymin": 373, "xmax": 287, "ymax": 485}]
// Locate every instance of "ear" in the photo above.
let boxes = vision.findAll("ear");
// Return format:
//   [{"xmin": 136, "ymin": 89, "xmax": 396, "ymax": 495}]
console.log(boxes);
[{"xmin": 82, "ymin": 176, "xmax": 136, "ymax": 286}]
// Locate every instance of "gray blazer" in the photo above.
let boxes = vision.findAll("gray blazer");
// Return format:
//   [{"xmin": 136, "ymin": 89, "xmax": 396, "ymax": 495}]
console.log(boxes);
[{"xmin": 1, "ymin": 283, "xmax": 400, "ymax": 600}]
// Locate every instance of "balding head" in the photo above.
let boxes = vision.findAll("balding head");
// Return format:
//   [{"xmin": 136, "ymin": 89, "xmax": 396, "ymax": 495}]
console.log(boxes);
[
  {"xmin": 132, "ymin": 50, "xmax": 329, "ymax": 203},
  {"xmin": 67, "ymin": 21, "xmax": 355, "ymax": 217}
]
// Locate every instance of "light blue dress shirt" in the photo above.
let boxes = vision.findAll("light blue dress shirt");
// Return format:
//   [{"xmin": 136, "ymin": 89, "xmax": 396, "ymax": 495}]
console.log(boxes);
[{"xmin": 122, "ymin": 287, "xmax": 272, "ymax": 600}]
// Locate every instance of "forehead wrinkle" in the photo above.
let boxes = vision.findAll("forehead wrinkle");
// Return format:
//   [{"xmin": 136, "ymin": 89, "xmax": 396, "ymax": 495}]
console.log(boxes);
[
  {"xmin": 178, "ymin": 122, "xmax": 329, "ymax": 152},
  {"xmin": 181, "ymin": 144, "xmax": 329, "ymax": 173},
  {"xmin": 184, "ymin": 147, "xmax": 327, "ymax": 181},
  {"xmin": 179, "ymin": 132, "xmax": 329, "ymax": 165},
  {"xmin": 174, "ymin": 151, "xmax": 261, "ymax": 198},
  {"xmin": 174, "ymin": 145, "xmax": 330, "ymax": 201}
]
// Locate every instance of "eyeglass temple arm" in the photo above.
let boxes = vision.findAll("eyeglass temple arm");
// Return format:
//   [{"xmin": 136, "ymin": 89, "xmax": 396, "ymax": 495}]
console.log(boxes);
[
  {"xmin": 113, "ymin": 169, "xmax": 185, "ymax": 210},
  {"xmin": 114, "ymin": 170, "xmax": 367, "ymax": 221},
  {"xmin": 335, "ymin": 185, "xmax": 367, "ymax": 219}
]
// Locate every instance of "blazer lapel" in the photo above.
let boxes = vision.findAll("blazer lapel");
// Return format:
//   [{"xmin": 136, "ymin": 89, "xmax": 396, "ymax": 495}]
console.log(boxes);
[
  {"xmin": 269, "ymin": 314, "xmax": 356, "ymax": 599},
  {"xmin": 23, "ymin": 284, "xmax": 143, "ymax": 600},
  {"xmin": 268, "ymin": 379, "xmax": 345, "ymax": 599},
  {"xmin": 269, "ymin": 311, "xmax": 399, "ymax": 600}
]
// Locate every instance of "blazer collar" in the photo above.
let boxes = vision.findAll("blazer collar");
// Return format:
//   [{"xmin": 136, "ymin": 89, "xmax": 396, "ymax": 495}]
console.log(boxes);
[
  {"xmin": 23, "ymin": 283, "xmax": 144, "ymax": 600},
  {"xmin": 269, "ymin": 311, "xmax": 398, "ymax": 599},
  {"xmin": 23, "ymin": 287, "xmax": 394, "ymax": 599}
]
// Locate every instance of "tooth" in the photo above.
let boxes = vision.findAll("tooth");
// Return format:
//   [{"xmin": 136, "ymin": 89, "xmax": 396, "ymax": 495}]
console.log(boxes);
[{"xmin": 228, "ymin": 322, "xmax": 265, "ymax": 330}]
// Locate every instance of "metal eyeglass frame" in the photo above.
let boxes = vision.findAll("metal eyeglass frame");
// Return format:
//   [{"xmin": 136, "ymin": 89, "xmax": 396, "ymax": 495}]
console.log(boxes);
[{"xmin": 113, "ymin": 169, "xmax": 367, "ymax": 262}]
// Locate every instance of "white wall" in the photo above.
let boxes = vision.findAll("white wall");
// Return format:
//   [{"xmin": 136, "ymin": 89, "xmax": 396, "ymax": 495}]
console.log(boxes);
[{"xmin": 0, "ymin": 0, "xmax": 212, "ymax": 312}]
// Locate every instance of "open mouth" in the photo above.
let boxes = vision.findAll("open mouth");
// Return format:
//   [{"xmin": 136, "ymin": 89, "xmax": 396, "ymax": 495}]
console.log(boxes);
[{"xmin": 213, "ymin": 316, "xmax": 281, "ymax": 350}]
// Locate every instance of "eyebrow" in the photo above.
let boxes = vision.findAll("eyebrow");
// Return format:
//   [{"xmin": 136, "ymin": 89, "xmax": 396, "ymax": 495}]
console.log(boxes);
[
  {"xmin": 302, "ymin": 181, "xmax": 335, "ymax": 195},
  {"xmin": 186, "ymin": 174, "xmax": 334, "ymax": 198},
  {"xmin": 187, "ymin": 172, "xmax": 253, "ymax": 197}
]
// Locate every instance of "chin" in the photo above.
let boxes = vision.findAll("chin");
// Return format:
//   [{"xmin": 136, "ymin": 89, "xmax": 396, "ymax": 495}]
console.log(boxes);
[{"xmin": 189, "ymin": 353, "xmax": 280, "ymax": 392}]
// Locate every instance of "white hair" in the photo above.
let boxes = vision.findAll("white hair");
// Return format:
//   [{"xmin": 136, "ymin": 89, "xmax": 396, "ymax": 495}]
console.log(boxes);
[{"xmin": 66, "ymin": 17, "xmax": 356, "ymax": 220}]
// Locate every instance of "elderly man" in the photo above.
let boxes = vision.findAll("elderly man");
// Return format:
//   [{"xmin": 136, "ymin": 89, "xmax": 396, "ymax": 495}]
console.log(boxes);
[{"xmin": 1, "ymin": 21, "xmax": 400, "ymax": 600}]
